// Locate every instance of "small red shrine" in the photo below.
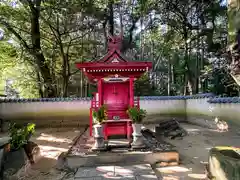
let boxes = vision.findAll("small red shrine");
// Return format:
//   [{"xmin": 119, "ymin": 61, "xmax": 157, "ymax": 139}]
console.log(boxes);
[{"xmin": 76, "ymin": 35, "xmax": 152, "ymax": 140}]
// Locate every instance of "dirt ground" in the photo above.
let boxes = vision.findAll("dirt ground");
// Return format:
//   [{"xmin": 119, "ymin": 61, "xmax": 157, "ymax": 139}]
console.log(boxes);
[
  {"xmin": 155, "ymin": 122, "xmax": 240, "ymax": 180},
  {"xmin": 1, "ymin": 122, "xmax": 240, "ymax": 180},
  {"xmin": 1, "ymin": 127, "xmax": 86, "ymax": 180}
]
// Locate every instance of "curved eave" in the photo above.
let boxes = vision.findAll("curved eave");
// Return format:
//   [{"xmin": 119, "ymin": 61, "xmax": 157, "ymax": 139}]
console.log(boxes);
[{"xmin": 75, "ymin": 61, "xmax": 152, "ymax": 70}]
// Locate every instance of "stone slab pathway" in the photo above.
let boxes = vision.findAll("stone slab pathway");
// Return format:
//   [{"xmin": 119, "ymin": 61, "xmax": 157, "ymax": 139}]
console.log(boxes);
[{"xmin": 74, "ymin": 164, "xmax": 159, "ymax": 180}]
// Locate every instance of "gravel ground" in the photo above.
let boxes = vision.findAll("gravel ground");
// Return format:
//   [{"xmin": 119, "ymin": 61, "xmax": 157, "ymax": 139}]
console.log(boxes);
[{"xmin": 154, "ymin": 122, "xmax": 240, "ymax": 180}]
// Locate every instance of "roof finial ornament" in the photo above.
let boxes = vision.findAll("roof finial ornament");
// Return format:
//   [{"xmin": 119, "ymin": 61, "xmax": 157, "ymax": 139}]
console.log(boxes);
[{"xmin": 107, "ymin": 33, "xmax": 123, "ymax": 52}]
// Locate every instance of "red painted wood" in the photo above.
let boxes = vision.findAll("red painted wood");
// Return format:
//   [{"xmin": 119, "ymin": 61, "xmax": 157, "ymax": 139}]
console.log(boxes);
[
  {"xmin": 75, "ymin": 35, "xmax": 152, "ymax": 140},
  {"xmin": 129, "ymin": 77, "xmax": 134, "ymax": 107},
  {"xmin": 103, "ymin": 121, "xmax": 133, "ymax": 139},
  {"xmin": 89, "ymin": 107, "xmax": 93, "ymax": 136},
  {"xmin": 98, "ymin": 79, "xmax": 102, "ymax": 106},
  {"xmin": 103, "ymin": 82, "xmax": 129, "ymax": 108},
  {"xmin": 103, "ymin": 82, "xmax": 129, "ymax": 120},
  {"xmin": 76, "ymin": 61, "xmax": 152, "ymax": 69}
]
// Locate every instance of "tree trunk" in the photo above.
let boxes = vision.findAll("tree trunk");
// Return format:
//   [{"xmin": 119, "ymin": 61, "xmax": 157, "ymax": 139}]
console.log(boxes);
[
  {"xmin": 183, "ymin": 74, "xmax": 188, "ymax": 95},
  {"xmin": 118, "ymin": 4, "xmax": 123, "ymax": 35},
  {"xmin": 103, "ymin": 21, "xmax": 108, "ymax": 51},
  {"xmin": 108, "ymin": 0, "xmax": 114, "ymax": 36},
  {"xmin": 80, "ymin": 71, "xmax": 83, "ymax": 97},
  {"xmin": 36, "ymin": 72, "xmax": 44, "ymax": 98},
  {"xmin": 62, "ymin": 75, "xmax": 69, "ymax": 97},
  {"xmin": 167, "ymin": 59, "xmax": 171, "ymax": 95},
  {"xmin": 30, "ymin": 0, "xmax": 56, "ymax": 97},
  {"xmin": 228, "ymin": 0, "xmax": 240, "ymax": 87},
  {"xmin": 33, "ymin": 53, "xmax": 56, "ymax": 97},
  {"xmin": 187, "ymin": 79, "xmax": 193, "ymax": 95}
]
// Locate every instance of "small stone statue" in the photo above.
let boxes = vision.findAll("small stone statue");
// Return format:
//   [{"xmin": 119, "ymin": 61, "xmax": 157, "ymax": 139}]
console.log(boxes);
[{"xmin": 215, "ymin": 117, "xmax": 229, "ymax": 132}]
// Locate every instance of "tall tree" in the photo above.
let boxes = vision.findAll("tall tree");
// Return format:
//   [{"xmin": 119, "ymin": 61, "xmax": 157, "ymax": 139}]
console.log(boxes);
[{"xmin": 228, "ymin": 0, "xmax": 240, "ymax": 86}]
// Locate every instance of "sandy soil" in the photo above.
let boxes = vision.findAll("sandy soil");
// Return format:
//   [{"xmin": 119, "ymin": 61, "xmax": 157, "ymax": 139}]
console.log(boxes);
[
  {"xmin": 2, "ymin": 123, "xmax": 240, "ymax": 180},
  {"xmin": 1, "ymin": 127, "xmax": 85, "ymax": 180},
  {"xmin": 155, "ymin": 123, "xmax": 240, "ymax": 180}
]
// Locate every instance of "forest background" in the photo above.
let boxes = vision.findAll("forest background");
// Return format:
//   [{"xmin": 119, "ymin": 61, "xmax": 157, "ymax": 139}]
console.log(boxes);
[{"xmin": 0, "ymin": 0, "xmax": 239, "ymax": 98}]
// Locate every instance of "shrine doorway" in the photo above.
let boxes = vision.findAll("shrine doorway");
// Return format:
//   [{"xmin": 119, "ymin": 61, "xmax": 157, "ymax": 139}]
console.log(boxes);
[{"xmin": 103, "ymin": 81, "xmax": 129, "ymax": 120}]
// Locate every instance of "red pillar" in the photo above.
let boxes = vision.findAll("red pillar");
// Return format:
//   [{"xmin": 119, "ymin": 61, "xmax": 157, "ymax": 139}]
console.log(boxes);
[
  {"xmin": 89, "ymin": 107, "xmax": 93, "ymax": 136},
  {"xmin": 98, "ymin": 78, "xmax": 102, "ymax": 106},
  {"xmin": 129, "ymin": 77, "xmax": 134, "ymax": 107}
]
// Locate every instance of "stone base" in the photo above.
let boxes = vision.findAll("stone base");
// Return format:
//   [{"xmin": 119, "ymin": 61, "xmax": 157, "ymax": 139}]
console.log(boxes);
[
  {"xmin": 91, "ymin": 147, "xmax": 107, "ymax": 152},
  {"xmin": 66, "ymin": 128, "xmax": 179, "ymax": 168},
  {"xmin": 131, "ymin": 145, "xmax": 146, "ymax": 150},
  {"xmin": 91, "ymin": 138, "xmax": 105, "ymax": 151}
]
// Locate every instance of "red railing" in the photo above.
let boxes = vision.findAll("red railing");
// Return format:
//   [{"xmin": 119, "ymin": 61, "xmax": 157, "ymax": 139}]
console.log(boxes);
[
  {"xmin": 90, "ymin": 93, "xmax": 99, "ymax": 136},
  {"xmin": 90, "ymin": 95, "xmax": 139, "ymax": 136},
  {"xmin": 134, "ymin": 96, "xmax": 140, "ymax": 108}
]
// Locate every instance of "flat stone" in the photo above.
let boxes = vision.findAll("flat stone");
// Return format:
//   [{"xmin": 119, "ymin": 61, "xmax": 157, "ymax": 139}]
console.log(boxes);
[
  {"xmin": 74, "ymin": 164, "xmax": 158, "ymax": 180},
  {"xmin": 75, "ymin": 177, "xmax": 103, "ymax": 180},
  {"xmin": 108, "ymin": 139, "xmax": 130, "ymax": 147},
  {"xmin": 114, "ymin": 164, "xmax": 154, "ymax": 176},
  {"xmin": 75, "ymin": 177, "xmax": 135, "ymax": 180},
  {"xmin": 135, "ymin": 174, "xmax": 159, "ymax": 180},
  {"xmin": 75, "ymin": 166, "xmax": 115, "ymax": 178}
]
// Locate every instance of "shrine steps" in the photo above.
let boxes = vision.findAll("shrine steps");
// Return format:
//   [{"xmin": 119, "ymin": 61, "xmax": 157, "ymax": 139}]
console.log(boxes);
[
  {"xmin": 65, "ymin": 128, "xmax": 179, "ymax": 168},
  {"xmin": 66, "ymin": 149, "xmax": 179, "ymax": 168}
]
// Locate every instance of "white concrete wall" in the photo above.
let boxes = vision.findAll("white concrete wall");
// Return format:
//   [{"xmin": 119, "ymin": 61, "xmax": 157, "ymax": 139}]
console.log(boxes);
[
  {"xmin": 0, "ymin": 96, "xmax": 240, "ymax": 127},
  {"xmin": 141, "ymin": 99, "xmax": 186, "ymax": 115},
  {"xmin": 140, "ymin": 99, "xmax": 186, "ymax": 123},
  {"xmin": 0, "ymin": 100, "xmax": 91, "ymax": 127},
  {"xmin": 186, "ymin": 98, "xmax": 240, "ymax": 126}
]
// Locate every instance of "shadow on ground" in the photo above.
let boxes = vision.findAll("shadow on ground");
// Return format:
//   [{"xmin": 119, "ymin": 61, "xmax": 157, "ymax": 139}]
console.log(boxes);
[{"xmin": 0, "ymin": 127, "xmax": 85, "ymax": 180}]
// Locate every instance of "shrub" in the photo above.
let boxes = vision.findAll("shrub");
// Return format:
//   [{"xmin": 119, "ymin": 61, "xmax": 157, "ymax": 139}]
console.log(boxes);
[
  {"xmin": 127, "ymin": 106, "xmax": 147, "ymax": 124},
  {"xmin": 8, "ymin": 123, "xmax": 35, "ymax": 151},
  {"xmin": 92, "ymin": 105, "xmax": 107, "ymax": 124}
]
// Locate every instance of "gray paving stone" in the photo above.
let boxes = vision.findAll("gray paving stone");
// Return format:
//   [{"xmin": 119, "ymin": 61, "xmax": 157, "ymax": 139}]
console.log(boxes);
[
  {"xmin": 74, "ymin": 177, "xmax": 103, "ymax": 180},
  {"xmin": 74, "ymin": 176, "xmax": 135, "ymax": 180},
  {"xmin": 114, "ymin": 164, "xmax": 154, "ymax": 176},
  {"xmin": 74, "ymin": 164, "xmax": 157, "ymax": 179},
  {"xmin": 75, "ymin": 166, "xmax": 115, "ymax": 178},
  {"xmin": 135, "ymin": 174, "xmax": 159, "ymax": 180}
]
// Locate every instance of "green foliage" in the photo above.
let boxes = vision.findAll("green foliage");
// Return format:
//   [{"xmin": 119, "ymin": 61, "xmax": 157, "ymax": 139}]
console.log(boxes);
[
  {"xmin": 92, "ymin": 105, "xmax": 107, "ymax": 124},
  {"xmin": 134, "ymin": 73, "xmax": 155, "ymax": 96},
  {"xmin": 8, "ymin": 123, "xmax": 35, "ymax": 151},
  {"xmin": 127, "ymin": 106, "xmax": 147, "ymax": 124},
  {"xmin": 0, "ymin": 0, "xmax": 236, "ymax": 97},
  {"xmin": 228, "ymin": 0, "xmax": 240, "ymax": 43}
]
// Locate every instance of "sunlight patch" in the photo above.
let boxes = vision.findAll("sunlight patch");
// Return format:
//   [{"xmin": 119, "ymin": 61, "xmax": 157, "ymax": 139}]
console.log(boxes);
[
  {"xmin": 157, "ymin": 166, "xmax": 190, "ymax": 174},
  {"xmin": 188, "ymin": 173, "xmax": 207, "ymax": 179},
  {"xmin": 37, "ymin": 133, "xmax": 72, "ymax": 144},
  {"xmin": 39, "ymin": 145, "xmax": 68, "ymax": 159}
]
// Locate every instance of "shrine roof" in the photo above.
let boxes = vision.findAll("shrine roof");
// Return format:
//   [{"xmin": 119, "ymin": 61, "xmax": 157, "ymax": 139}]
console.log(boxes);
[
  {"xmin": 93, "ymin": 49, "xmax": 128, "ymax": 63},
  {"xmin": 75, "ymin": 35, "xmax": 152, "ymax": 70}
]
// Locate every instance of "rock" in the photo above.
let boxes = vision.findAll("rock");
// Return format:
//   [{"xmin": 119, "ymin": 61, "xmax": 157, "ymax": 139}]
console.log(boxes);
[
  {"xmin": 209, "ymin": 147, "xmax": 240, "ymax": 180},
  {"xmin": 24, "ymin": 141, "xmax": 41, "ymax": 164},
  {"xmin": 55, "ymin": 152, "xmax": 68, "ymax": 170},
  {"xmin": 155, "ymin": 161, "xmax": 179, "ymax": 168}
]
